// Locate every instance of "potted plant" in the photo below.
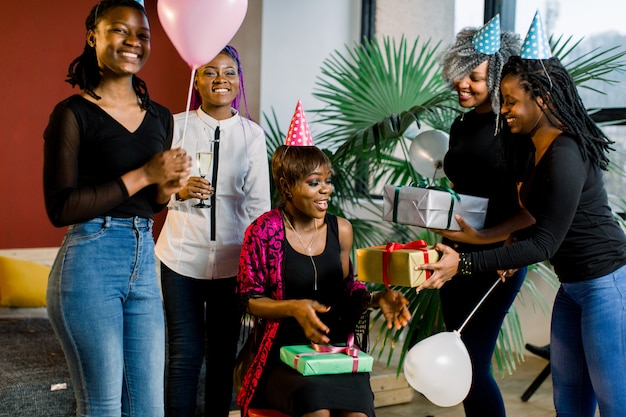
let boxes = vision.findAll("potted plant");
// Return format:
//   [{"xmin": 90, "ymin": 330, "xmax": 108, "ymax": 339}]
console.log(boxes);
[{"xmin": 263, "ymin": 34, "xmax": 626, "ymax": 375}]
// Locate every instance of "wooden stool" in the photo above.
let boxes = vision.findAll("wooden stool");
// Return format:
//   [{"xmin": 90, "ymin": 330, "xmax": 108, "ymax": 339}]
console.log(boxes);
[{"xmin": 248, "ymin": 408, "xmax": 290, "ymax": 417}]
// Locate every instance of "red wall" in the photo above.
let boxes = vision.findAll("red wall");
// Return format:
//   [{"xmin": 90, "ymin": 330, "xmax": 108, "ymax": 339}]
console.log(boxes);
[{"xmin": 0, "ymin": 2, "xmax": 196, "ymax": 248}]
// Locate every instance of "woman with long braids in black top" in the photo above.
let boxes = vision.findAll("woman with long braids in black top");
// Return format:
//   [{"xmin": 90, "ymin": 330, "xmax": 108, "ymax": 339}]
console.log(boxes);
[
  {"xmin": 43, "ymin": 1, "xmax": 191, "ymax": 415},
  {"xmin": 418, "ymin": 35, "xmax": 626, "ymax": 417}
]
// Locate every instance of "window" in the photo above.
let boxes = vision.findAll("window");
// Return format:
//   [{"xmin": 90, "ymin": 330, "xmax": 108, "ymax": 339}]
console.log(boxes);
[
  {"xmin": 518, "ymin": 1, "xmax": 626, "ymax": 213},
  {"xmin": 455, "ymin": 0, "xmax": 626, "ymax": 212},
  {"xmin": 514, "ymin": 0, "xmax": 626, "ymax": 109}
]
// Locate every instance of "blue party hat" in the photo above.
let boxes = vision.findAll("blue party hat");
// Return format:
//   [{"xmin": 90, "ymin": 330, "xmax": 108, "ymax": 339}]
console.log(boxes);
[
  {"xmin": 472, "ymin": 14, "xmax": 501, "ymax": 55},
  {"xmin": 520, "ymin": 10, "xmax": 552, "ymax": 59}
]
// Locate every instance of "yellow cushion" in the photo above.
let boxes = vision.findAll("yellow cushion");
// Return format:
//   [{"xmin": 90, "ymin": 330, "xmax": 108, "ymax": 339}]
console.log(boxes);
[{"xmin": 0, "ymin": 256, "xmax": 50, "ymax": 307}]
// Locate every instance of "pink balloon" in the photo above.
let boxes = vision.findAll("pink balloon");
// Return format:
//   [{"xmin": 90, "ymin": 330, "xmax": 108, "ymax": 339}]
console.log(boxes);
[{"xmin": 158, "ymin": 0, "xmax": 248, "ymax": 69}]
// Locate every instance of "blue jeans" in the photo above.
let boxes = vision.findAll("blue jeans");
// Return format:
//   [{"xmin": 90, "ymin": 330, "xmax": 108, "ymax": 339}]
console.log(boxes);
[
  {"xmin": 47, "ymin": 217, "xmax": 165, "ymax": 417},
  {"xmin": 551, "ymin": 263, "xmax": 626, "ymax": 417},
  {"xmin": 161, "ymin": 265, "xmax": 242, "ymax": 417}
]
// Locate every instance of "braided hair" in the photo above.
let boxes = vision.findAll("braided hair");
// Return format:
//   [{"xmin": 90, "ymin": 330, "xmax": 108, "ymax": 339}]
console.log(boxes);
[
  {"xmin": 65, "ymin": 0, "xmax": 151, "ymax": 110},
  {"xmin": 189, "ymin": 45, "xmax": 251, "ymax": 118},
  {"xmin": 441, "ymin": 28, "xmax": 520, "ymax": 113},
  {"xmin": 502, "ymin": 56, "xmax": 614, "ymax": 170}
]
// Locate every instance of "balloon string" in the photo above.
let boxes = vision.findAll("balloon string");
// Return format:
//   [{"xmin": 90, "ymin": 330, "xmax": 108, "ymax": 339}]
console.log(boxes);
[
  {"xmin": 179, "ymin": 67, "xmax": 197, "ymax": 149},
  {"xmin": 457, "ymin": 278, "xmax": 500, "ymax": 334},
  {"xmin": 175, "ymin": 68, "xmax": 197, "ymax": 271}
]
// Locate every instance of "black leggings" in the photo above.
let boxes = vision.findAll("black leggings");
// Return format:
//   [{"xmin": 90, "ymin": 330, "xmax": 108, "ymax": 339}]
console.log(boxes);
[
  {"xmin": 161, "ymin": 266, "xmax": 242, "ymax": 417},
  {"xmin": 440, "ymin": 267, "xmax": 527, "ymax": 417}
]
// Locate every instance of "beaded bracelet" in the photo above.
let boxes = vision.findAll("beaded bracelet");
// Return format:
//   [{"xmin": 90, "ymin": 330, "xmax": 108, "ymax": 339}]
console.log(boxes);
[{"xmin": 459, "ymin": 253, "xmax": 473, "ymax": 276}]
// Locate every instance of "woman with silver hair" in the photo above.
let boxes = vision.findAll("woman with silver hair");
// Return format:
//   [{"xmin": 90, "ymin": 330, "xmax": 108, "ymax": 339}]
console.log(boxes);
[
  {"xmin": 441, "ymin": 25, "xmax": 519, "ymax": 116},
  {"xmin": 431, "ymin": 16, "xmax": 535, "ymax": 417}
]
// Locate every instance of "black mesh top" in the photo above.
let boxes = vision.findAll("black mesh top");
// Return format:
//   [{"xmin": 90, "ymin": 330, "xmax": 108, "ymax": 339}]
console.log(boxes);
[{"xmin": 43, "ymin": 95, "xmax": 173, "ymax": 226}]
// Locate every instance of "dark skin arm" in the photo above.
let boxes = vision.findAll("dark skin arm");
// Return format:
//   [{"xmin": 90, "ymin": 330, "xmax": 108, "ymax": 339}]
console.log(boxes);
[
  {"xmin": 128, "ymin": 149, "xmax": 192, "ymax": 204},
  {"xmin": 433, "ymin": 208, "xmax": 535, "ymax": 280},
  {"xmin": 174, "ymin": 175, "xmax": 214, "ymax": 201},
  {"xmin": 433, "ymin": 208, "xmax": 535, "ymax": 245},
  {"xmin": 248, "ymin": 297, "xmax": 332, "ymax": 344}
]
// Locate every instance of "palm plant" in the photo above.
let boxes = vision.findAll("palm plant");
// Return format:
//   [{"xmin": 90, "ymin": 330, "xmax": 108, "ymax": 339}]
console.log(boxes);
[
  {"xmin": 262, "ymin": 34, "xmax": 626, "ymax": 375},
  {"xmin": 312, "ymin": 35, "xmax": 544, "ymax": 374},
  {"xmin": 553, "ymin": 35, "xmax": 626, "ymax": 93}
]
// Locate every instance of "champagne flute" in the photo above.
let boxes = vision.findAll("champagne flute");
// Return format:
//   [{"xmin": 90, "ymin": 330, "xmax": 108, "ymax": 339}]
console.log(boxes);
[{"xmin": 194, "ymin": 151, "xmax": 213, "ymax": 208}]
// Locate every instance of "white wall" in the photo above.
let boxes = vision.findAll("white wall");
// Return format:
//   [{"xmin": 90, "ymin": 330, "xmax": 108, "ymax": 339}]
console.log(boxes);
[
  {"xmin": 514, "ymin": 272, "xmax": 555, "ymax": 346},
  {"xmin": 258, "ymin": 0, "xmax": 458, "ymax": 137},
  {"xmin": 375, "ymin": 0, "xmax": 455, "ymax": 44},
  {"xmin": 260, "ymin": 0, "xmax": 362, "ymax": 137}
]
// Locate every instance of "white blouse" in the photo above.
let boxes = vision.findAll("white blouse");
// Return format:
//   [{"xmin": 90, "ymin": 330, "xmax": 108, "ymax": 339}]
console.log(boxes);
[{"xmin": 155, "ymin": 108, "xmax": 271, "ymax": 279}]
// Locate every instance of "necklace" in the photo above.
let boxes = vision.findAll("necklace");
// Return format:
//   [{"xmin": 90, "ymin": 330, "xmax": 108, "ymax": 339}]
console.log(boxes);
[{"xmin": 283, "ymin": 211, "xmax": 319, "ymax": 290}]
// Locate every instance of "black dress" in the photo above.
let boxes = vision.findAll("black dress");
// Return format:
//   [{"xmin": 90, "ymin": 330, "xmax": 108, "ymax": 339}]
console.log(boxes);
[{"xmin": 259, "ymin": 214, "xmax": 375, "ymax": 417}]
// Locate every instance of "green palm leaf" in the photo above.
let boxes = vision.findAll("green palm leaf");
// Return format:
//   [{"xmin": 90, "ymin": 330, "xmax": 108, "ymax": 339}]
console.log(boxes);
[
  {"xmin": 313, "ymin": 36, "xmax": 455, "ymax": 163},
  {"xmin": 551, "ymin": 35, "xmax": 626, "ymax": 94}
]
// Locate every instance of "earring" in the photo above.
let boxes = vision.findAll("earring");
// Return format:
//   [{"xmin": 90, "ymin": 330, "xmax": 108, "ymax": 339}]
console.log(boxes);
[{"xmin": 285, "ymin": 191, "xmax": 292, "ymax": 199}]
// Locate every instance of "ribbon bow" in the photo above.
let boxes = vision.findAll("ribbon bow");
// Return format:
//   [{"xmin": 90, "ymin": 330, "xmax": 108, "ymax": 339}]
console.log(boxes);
[
  {"xmin": 382, "ymin": 240, "xmax": 432, "ymax": 289},
  {"xmin": 295, "ymin": 334, "xmax": 362, "ymax": 373}
]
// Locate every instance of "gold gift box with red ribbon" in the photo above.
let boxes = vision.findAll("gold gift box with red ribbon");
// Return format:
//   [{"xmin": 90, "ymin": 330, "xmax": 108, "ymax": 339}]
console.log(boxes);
[{"xmin": 356, "ymin": 241, "xmax": 440, "ymax": 287}]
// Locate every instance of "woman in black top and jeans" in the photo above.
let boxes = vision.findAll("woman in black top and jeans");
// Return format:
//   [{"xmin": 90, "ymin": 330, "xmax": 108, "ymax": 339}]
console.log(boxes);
[
  {"xmin": 43, "ymin": 1, "xmax": 191, "ymax": 415},
  {"xmin": 418, "ymin": 54, "xmax": 626, "ymax": 417}
]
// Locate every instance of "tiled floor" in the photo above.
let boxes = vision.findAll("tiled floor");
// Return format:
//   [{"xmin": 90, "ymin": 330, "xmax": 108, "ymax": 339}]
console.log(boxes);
[
  {"xmin": 1, "ymin": 308, "xmax": 598, "ymax": 417},
  {"xmin": 376, "ymin": 354, "xmax": 600, "ymax": 417},
  {"xmin": 376, "ymin": 355, "xmax": 555, "ymax": 417}
]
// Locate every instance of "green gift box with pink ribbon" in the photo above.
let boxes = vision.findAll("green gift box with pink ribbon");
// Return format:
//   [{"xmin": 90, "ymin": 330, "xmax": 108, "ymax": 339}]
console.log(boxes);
[{"xmin": 280, "ymin": 340, "xmax": 374, "ymax": 376}]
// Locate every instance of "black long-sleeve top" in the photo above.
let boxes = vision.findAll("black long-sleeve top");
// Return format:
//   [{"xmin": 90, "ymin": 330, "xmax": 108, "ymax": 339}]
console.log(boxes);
[
  {"xmin": 444, "ymin": 110, "xmax": 532, "ymax": 251},
  {"xmin": 43, "ymin": 95, "xmax": 173, "ymax": 227},
  {"xmin": 469, "ymin": 133, "xmax": 626, "ymax": 282}
]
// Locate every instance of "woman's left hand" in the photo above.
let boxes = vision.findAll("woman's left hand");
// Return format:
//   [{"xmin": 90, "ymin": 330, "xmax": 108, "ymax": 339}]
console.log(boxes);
[{"xmin": 378, "ymin": 291, "xmax": 411, "ymax": 330}]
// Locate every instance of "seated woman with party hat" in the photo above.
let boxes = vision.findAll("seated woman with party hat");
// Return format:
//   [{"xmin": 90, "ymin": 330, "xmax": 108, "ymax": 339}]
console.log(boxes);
[{"xmin": 236, "ymin": 101, "xmax": 411, "ymax": 417}]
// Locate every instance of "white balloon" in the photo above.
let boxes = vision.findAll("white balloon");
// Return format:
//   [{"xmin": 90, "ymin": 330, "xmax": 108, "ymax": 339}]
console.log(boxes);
[
  {"xmin": 403, "ymin": 331, "xmax": 472, "ymax": 407},
  {"xmin": 408, "ymin": 130, "xmax": 449, "ymax": 179}
]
